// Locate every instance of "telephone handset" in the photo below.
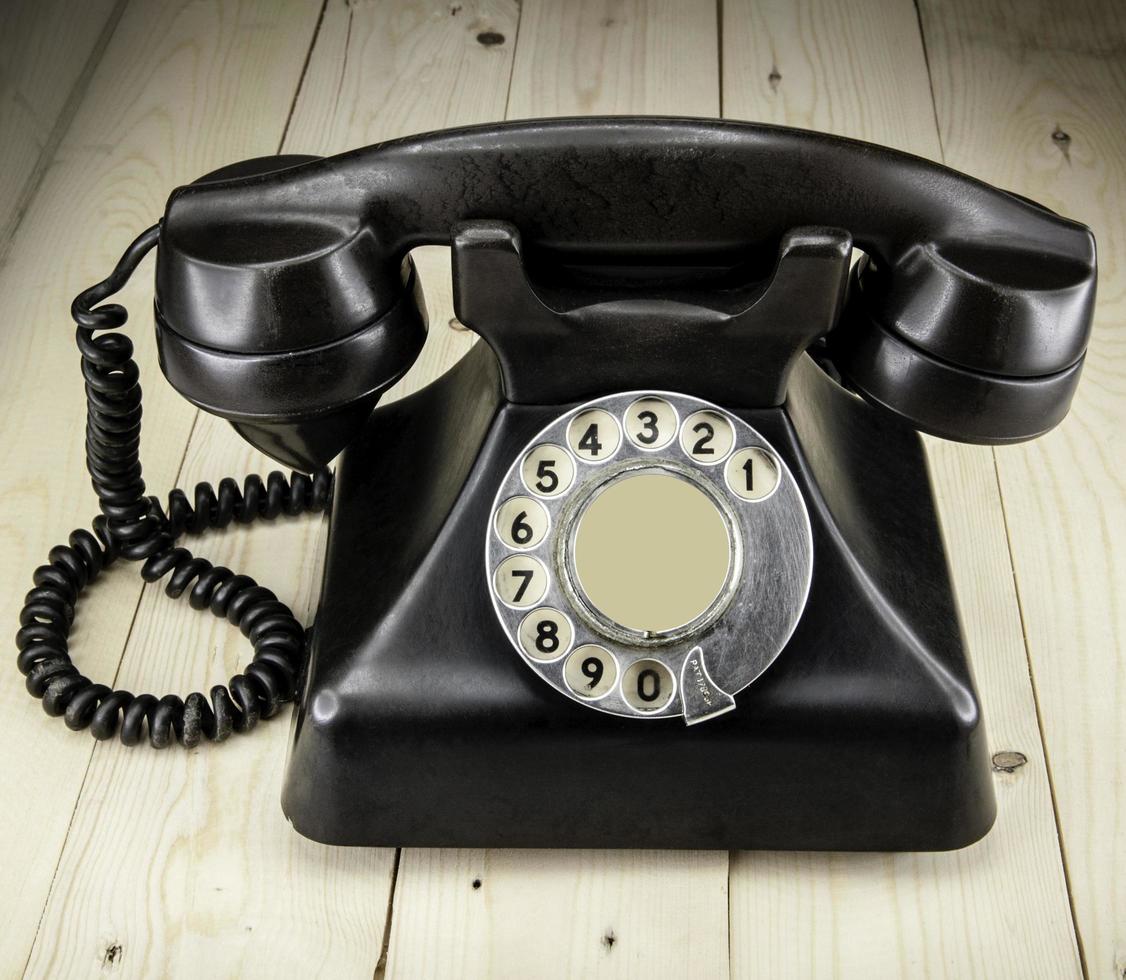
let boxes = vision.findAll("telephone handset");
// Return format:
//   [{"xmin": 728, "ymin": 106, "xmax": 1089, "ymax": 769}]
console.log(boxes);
[{"xmin": 19, "ymin": 118, "xmax": 1095, "ymax": 849}]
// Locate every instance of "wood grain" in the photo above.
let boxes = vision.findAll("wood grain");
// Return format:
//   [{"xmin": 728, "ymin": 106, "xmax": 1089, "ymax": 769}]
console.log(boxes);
[
  {"xmin": 381, "ymin": 3, "xmax": 730, "ymax": 978},
  {"xmin": 506, "ymin": 0, "xmax": 719, "ymax": 117},
  {"xmin": 0, "ymin": 0, "xmax": 327, "ymax": 975},
  {"xmin": 387, "ymin": 849, "xmax": 729, "ymax": 979},
  {"xmin": 0, "ymin": 0, "xmax": 122, "ymax": 249},
  {"xmin": 19, "ymin": 1, "xmax": 520, "ymax": 977},
  {"xmin": 722, "ymin": 0, "xmax": 1081, "ymax": 975},
  {"xmin": 918, "ymin": 1, "xmax": 1126, "ymax": 975}
]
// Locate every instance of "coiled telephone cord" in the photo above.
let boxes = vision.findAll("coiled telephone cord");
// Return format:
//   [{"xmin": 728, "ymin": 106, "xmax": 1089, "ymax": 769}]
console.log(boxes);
[{"xmin": 15, "ymin": 225, "xmax": 333, "ymax": 748}]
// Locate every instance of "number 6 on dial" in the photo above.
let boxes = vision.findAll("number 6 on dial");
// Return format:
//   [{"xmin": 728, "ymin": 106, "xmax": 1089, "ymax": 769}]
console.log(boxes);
[{"xmin": 494, "ymin": 496, "xmax": 549, "ymax": 549}]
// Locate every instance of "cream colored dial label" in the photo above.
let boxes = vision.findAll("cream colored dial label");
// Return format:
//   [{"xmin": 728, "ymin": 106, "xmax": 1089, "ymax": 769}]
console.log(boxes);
[
  {"xmin": 623, "ymin": 397, "xmax": 677, "ymax": 450},
  {"xmin": 494, "ymin": 495, "xmax": 549, "ymax": 549},
  {"xmin": 725, "ymin": 447, "xmax": 780, "ymax": 501},
  {"xmin": 518, "ymin": 607, "xmax": 574, "ymax": 662},
  {"xmin": 564, "ymin": 645, "xmax": 618, "ymax": 699},
  {"xmin": 567, "ymin": 409, "xmax": 622, "ymax": 462},
  {"xmin": 622, "ymin": 659, "xmax": 675, "ymax": 711},
  {"xmin": 494, "ymin": 554, "xmax": 549, "ymax": 607},
  {"xmin": 521, "ymin": 443, "xmax": 575, "ymax": 497},
  {"xmin": 680, "ymin": 410, "xmax": 735, "ymax": 464}
]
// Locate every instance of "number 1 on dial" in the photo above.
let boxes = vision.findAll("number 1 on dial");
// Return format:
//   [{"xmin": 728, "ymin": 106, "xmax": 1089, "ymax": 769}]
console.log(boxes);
[{"xmin": 725, "ymin": 447, "xmax": 780, "ymax": 501}]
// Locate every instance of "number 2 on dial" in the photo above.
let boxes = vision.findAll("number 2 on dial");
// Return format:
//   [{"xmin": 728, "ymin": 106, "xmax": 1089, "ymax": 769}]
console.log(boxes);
[{"xmin": 691, "ymin": 421, "xmax": 715, "ymax": 455}]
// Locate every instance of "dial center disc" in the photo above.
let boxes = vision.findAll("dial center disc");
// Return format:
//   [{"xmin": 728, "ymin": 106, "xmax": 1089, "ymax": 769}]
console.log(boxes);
[{"xmin": 571, "ymin": 470, "xmax": 734, "ymax": 635}]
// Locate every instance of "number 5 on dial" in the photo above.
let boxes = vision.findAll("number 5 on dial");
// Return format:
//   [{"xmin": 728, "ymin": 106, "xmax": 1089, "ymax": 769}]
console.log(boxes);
[{"xmin": 521, "ymin": 444, "xmax": 575, "ymax": 497}]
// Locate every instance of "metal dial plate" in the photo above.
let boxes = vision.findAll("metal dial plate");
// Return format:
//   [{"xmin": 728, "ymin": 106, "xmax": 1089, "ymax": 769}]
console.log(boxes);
[{"xmin": 486, "ymin": 392, "xmax": 813, "ymax": 724}]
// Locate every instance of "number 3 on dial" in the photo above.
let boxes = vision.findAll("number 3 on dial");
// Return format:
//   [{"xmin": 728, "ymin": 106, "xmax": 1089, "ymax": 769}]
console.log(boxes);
[{"xmin": 624, "ymin": 397, "xmax": 676, "ymax": 450}]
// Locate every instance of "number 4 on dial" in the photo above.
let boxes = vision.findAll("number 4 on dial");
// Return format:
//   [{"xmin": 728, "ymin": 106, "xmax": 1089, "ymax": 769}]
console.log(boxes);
[{"xmin": 567, "ymin": 409, "xmax": 621, "ymax": 462}]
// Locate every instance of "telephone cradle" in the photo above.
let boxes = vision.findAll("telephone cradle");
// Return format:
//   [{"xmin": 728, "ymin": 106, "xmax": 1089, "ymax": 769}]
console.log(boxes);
[{"xmin": 16, "ymin": 119, "xmax": 1096, "ymax": 852}]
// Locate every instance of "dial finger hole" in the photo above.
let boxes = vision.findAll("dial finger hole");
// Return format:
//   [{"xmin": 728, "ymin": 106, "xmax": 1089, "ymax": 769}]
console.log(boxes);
[
  {"xmin": 494, "ymin": 496, "xmax": 550, "ymax": 549},
  {"xmin": 725, "ymin": 447, "xmax": 780, "ymax": 501},
  {"xmin": 521, "ymin": 443, "xmax": 575, "ymax": 498},
  {"xmin": 518, "ymin": 607, "xmax": 574, "ymax": 662},
  {"xmin": 494, "ymin": 554, "xmax": 549, "ymax": 607},
  {"xmin": 567, "ymin": 409, "xmax": 621, "ymax": 463},
  {"xmin": 563, "ymin": 645, "xmax": 618, "ymax": 699},
  {"xmin": 622, "ymin": 659, "xmax": 675, "ymax": 712},
  {"xmin": 680, "ymin": 410, "xmax": 735, "ymax": 464},
  {"xmin": 624, "ymin": 397, "xmax": 677, "ymax": 450}
]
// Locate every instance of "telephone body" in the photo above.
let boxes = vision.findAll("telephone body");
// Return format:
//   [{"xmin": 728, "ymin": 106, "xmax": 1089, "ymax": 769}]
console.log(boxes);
[{"xmin": 19, "ymin": 119, "xmax": 1096, "ymax": 850}]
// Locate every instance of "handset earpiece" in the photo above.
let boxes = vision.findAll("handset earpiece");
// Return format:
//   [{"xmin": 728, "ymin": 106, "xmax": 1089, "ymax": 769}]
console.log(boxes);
[
  {"xmin": 155, "ymin": 155, "xmax": 426, "ymax": 470},
  {"xmin": 828, "ymin": 220, "xmax": 1095, "ymax": 443}
]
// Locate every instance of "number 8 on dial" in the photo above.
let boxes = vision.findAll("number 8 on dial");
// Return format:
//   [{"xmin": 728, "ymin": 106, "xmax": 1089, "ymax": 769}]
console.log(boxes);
[{"xmin": 518, "ymin": 608, "xmax": 573, "ymax": 661}]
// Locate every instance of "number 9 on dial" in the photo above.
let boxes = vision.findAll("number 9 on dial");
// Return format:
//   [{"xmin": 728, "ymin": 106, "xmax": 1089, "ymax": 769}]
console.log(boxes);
[{"xmin": 564, "ymin": 645, "xmax": 618, "ymax": 699}]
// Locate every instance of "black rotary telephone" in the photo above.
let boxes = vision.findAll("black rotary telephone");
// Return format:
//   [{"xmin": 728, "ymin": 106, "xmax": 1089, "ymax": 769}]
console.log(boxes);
[{"xmin": 18, "ymin": 118, "xmax": 1096, "ymax": 850}]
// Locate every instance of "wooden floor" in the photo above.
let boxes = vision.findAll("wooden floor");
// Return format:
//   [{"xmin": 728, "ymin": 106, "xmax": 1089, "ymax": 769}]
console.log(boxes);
[{"xmin": 0, "ymin": 0, "xmax": 1122, "ymax": 976}]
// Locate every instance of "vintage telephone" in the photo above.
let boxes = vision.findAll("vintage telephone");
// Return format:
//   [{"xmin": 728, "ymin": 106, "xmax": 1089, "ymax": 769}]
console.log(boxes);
[{"xmin": 17, "ymin": 119, "xmax": 1096, "ymax": 850}]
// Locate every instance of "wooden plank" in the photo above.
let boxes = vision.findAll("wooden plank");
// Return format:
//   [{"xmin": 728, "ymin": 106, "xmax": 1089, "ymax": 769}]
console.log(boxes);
[
  {"xmin": 721, "ymin": 0, "xmax": 1082, "ymax": 976},
  {"xmin": 387, "ymin": 849, "xmax": 729, "ymax": 978},
  {"xmin": 382, "ymin": 3, "xmax": 731, "ymax": 978},
  {"xmin": 20, "ymin": 1, "xmax": 520, "ymax": 977},
  {"xmin": 0, "ymin": 0, "xmax": 326, "ymax": 975},
  {"xmin": 917, "ymin": 1, "xmax": 1126, "ymax": 975},
  {"xmin": 0, "ymin": 0, "xmax": 122, "ymax": 249}
]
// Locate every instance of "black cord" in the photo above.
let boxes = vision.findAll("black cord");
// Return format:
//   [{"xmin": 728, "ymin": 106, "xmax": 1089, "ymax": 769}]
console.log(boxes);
[{"xmin": 16, "ymin": 224, "xmax": 333, "ymax": 748}]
